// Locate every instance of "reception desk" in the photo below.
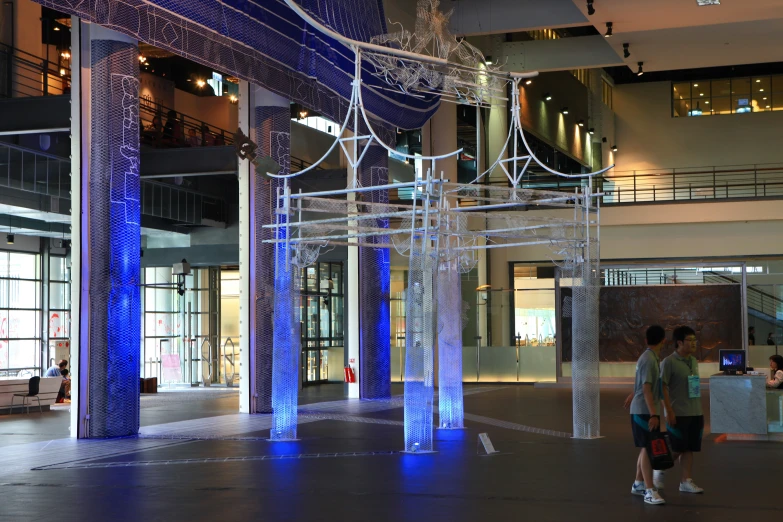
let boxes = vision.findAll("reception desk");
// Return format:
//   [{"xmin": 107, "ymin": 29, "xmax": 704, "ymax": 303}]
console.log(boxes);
[{"xmin": 710, "ymin": 374, "xmax": 783, "ymax": 441}]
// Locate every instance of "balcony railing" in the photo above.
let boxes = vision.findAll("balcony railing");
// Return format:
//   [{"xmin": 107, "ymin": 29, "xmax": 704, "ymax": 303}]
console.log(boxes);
[
  {"xmin": 0, "ymin": 141, "xmax": 225, "ymax": 226},
  {"xmin": 0, "ymin": 43, "xmax": 70, "ymax": 98},
  {"xmin": 139, "ymin": 99, "xmax": 234, "ymax": 148}
]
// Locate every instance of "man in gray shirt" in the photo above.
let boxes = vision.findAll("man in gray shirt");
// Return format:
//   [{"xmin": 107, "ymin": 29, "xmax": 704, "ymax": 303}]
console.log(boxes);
[
  {"xmin": 659, "ymin": 325, "xmax": 704, "ymax": 494},
  {"xmin": 624, "ymin": 324, "xmax": 666, "ymax": 505}
]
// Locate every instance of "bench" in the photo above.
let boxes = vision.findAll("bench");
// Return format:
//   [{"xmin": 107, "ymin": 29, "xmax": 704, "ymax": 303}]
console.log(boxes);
[{"xmin": 0, "ymin": 377, "xmax": 63, "ymax": 413}]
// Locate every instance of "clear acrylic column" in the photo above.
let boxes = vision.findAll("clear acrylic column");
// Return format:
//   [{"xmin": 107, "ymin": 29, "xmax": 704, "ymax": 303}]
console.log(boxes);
[
  {"xmin": 86, "ymin": 27, "xmax": 141, "ymax": 437},
  {"xmin": 571, "ymin": 188, "xmax": 601, "ymax": 439},
  {"xmin": 270, "ymin": 185, "xmax": 300, "ymax": 440},
  {"xmin": 404, "ymin": 242, "xmax": 436, "ymax": 452},
  {"xmin": 437, "ymin": 257, "xmax": 464, "ymax": 429}
]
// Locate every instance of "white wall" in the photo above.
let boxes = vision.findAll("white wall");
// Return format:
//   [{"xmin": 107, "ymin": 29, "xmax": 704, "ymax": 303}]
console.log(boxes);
[
  {"xmin": 613, "ymin": 81, "xmax": 783, "ymax": 172},
  {"xmin": 174, "ymin": 88, "xmax": 238, "ymax": 135}
]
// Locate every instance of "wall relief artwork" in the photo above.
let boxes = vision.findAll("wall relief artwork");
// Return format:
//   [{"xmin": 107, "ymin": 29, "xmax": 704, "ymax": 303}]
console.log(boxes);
[{"xmin": 561, "ymin": 284, "xmax": 742, "ymax": 362}]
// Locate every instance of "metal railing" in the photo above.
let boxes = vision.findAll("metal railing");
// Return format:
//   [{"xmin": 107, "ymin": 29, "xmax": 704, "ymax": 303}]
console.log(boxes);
[
  {"xmin": 0, "ymin": 141, "xmax": 226, "ymax": 226},
  {"xmin": 601, "ymin": 163, "xmax": 783, "ymax": 204},
  {"xmin": 704, "ymin": 271, "xmax": 783, "ymax": 322},
  {"xmin": 139, "ymin": 99, "xmax": 234, "ymax": 148},
  {"xmin": 0, "ymin": 43, "xmax": 70, "ymax": 98}
]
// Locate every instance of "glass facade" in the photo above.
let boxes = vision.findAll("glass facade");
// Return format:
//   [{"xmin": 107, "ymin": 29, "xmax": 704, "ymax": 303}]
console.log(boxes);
[
  {"xmin": 673, "ymin": 75, "xmax": 783, "ymax": 117},
  {"xmin": 300, "ymin": 262, "xmax": 343, "ymax": 384},
  {"xmin": 0, "ymin": 251, "xmax": 42, "ymax": 376}
]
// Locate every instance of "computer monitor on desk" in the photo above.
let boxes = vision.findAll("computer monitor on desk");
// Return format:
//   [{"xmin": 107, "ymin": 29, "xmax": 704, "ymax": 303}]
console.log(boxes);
[{"xmin": 719, "ymin": 349, "xmax": 746, "ymax": 375}]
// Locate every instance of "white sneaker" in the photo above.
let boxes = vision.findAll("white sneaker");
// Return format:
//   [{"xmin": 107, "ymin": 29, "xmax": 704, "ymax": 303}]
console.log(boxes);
[
  {"xmin": 644, "ymin": 489, "xmax": 666, "ymax": 505},
  {"xmin": 653, "ymin": 470, "xmax": 665, "ymax": 489},
  {"xmin": 679, "ymin": 479, "xmax": 704, "ymax": 494},
  {"xmin": 631, "ymin": 482, "xmax": 646, "ymax": 496}
]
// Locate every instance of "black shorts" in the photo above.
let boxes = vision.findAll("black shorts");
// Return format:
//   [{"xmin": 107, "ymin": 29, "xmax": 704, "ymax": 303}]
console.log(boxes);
[
  {"xmin": 631, "ymin": 414, "xmax": 657, "ymax": 448},
  {"xmin": 666, "ymin": 415, "xmax": 704, "ymax": 453}
]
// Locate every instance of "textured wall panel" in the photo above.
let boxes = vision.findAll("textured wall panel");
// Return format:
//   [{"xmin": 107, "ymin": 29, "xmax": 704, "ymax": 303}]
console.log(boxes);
[
  {"xmin": 358, "ymin": 144, "xmax": 391, "ymax": 400},
  {"xmin": 561, "ymin": 284, "xmax": 742, "ymax": 363},
  {"xmin": 253, "ymin": 106, "xmax": 290, "ymax": 413},
  {"xmin": 88, "ymin": 40, "xmax": 141, "ymax": 438}
]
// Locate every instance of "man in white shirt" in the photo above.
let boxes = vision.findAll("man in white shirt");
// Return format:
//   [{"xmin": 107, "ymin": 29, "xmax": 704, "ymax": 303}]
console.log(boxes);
[{"xmin": 44, "ymin": 359, "xmax": 68, "ymax": 377}]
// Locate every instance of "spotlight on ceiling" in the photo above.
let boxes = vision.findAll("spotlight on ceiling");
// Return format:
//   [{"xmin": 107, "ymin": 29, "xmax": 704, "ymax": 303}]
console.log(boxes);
[
  {"xmin": 561, "ymin": 107, "xmax": 569, "ymax": 115},
  {"xmin": 637, "ymin": 62, "xmax": 644, "ymax": 76},
  {"xmin": 623, "ymin": 43, "xmax": 630, "ymax": 58},
  {"xmin": 605, "ymin": 22, "xmax": 613, "ymax": 38},
  {"xmin": 602, "ymin": 137, "xmax": 608, "ymax": 143},
  {"xmin": 525, "ymin": 79, "xmax": 532, "ymax": 85},
  {"xmin": 587, "ymin": 0, "xmax": 595, "ymax": 15},
  {"xmin": 578, "ymin": 120, "xmax": 585, "ymax": 127},
  {"xmin": 6, "ymin": 234, "xmax": 14, "ymax": 245},
  {"xmin": 484, "ymin": 55, "xmax": 493, "ymax": 65},
  {"xmin": 611, "ymin": 144, "xmax": 618, "ymax": 152},
  {"xmin": 544, "ymin": 92, "xmax": 552, "ymax": 101},
  {"xmin": 299, "ymin": 110, "xmax": 308, "ymax": 119},
  {"xmin": 195, "ymin": 79, "xmax": 206, "ymax": 88},
  {"xmin": 588, "ymin": 128, "xmax": 595, "ymax": 135}
]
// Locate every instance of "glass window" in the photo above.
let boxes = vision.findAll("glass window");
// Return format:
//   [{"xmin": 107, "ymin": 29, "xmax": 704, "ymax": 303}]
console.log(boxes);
[
  {"xmin": 0, "ymin": 251, "xmax": 43, "ymax": 373},
  {"xmin": 673, "ymin": 75, "xmax": 783, "ymax": 117},
  {"xmin": 50, "ymin": 256, "xmax": 68, "ymax": 281}
]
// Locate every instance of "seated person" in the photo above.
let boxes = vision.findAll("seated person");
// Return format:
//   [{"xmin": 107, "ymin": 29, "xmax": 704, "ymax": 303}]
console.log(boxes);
[
  {"xmin": 57, "ymin": 369, "xmax": 71, "ymax": 402},
  {"xmin": 45, "ymin": 359, "xmax": 68, "ymax": 377},
  {"xmin": 767, "ymin": 355, "xmax": 783, "ymax": 389},
  {"xmin": 186, "ymin": 127, "xmax": 200, "ymax": 147}
]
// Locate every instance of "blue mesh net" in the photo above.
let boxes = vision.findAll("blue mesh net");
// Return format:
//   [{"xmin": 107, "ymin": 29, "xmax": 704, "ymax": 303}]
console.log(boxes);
[
  {"xmin": 35, "ymin": 0, "xmax": 440, "ymax": 131},
  {"xmin": 253, "ymin": 105, "xmax": 290, "ymax": 413},
  {"xmin": 88, "ymin": 40, "xmax": 141, "ymax": 438},
  {"xmin": 437, "ymin": 259, "xmax": 463, "ymax": 429},
  {"xmin": 358, "ymin": 144, "xmax": 391, "ymax": 400}
]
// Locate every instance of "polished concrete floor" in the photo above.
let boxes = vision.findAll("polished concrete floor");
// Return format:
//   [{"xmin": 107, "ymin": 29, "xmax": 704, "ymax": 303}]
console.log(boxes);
[{"xmin": 0, "ymin": 384, "xmax": 777, "ymax": 522}]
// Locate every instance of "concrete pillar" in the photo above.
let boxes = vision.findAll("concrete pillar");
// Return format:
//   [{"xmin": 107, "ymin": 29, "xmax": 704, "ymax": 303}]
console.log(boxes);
[
  {"xmin": 358, "ymin": 143, "xmax": 391, "ymax": 399},
  {"xmin": 70, "ymin": 19, "xmax": 141, "ymax": 438},
  {"xmin": 238, "ymin": 83, "xmax": 291, "ymax": 414}
]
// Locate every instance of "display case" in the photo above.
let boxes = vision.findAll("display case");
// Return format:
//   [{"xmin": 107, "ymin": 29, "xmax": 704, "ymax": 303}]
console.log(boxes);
[{"xmin": 300, "ymin": 262, "xmax": 344, "ymax": 385}]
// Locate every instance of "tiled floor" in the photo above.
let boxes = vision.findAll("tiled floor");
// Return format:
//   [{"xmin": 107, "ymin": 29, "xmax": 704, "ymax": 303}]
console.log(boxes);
[{"xmin": 0, "ymin": 385, "xmax": 777, "ymax": 522}]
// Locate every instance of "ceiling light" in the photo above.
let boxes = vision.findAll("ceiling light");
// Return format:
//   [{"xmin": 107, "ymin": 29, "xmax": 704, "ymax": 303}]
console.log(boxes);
[
  {"xmin": 561, "ymin": 107, "xmax": 569, "ymax": 115},
  {"xmin": 61, "ymin": 51, "xmax": 70, "ymax": 59},
  {"xmin": 587, "ymin": 0, "xmax": 595, "ymax": 16},
  {"xmin": 6, "ymin": 234, "xmax": 14, "ymax": 245},
  {"xmin": 605, "ymin": 22, "xmax": 613, "ymax": 38},
  {"xmin": 696, "ymin": 0, "xmax": 720, "ymax": 5},
  {"xmin": 196, "ymin": 79, "xmax": 206, "ymax": 88},
  {"xmin": 756, "ymin": 79, "xmax": 761, "ymax": 83},
  {"xmin": 763, "ymin": 97, "xmax": 767, "ymax": 100},
  {"xmin": 760, "ymin": 88, "xmax": 764, "ymax": 92},
  {"xmin": 138, "ymin": 55, "xmax": 146, "ymax": 63},
  {"xmin": 53, "ymin": 26, "xmax": 60, "ymax": 31},
  {"xmin": 611, "ymin": 145, "xmax": 618, "ymax": 152},
  {"xmin": 588, "ymin": 128, "xmax": 595, "ymax": 135},
  {"xmin": 229, "ymin": 95, "xmax": 237, "ymax": 103},
  {"xmin": 693, "ymin": 84, "xmax": 699, "ymax": 87},
  {"xmin": 59, "ymin": 68, "xmax": 66, "ymax": 76},
  {"xmin": 544, "ymin": 92, "xmax": 552, "ymax": 101},
  {"xmin": 636, "ymin": 62, "xmax": 644, "ymax": 76},
  {"xmin": 525, "ymin": 80, "xmax": 532, "ymax": 85},
  {"xmin": 623, "ymin": 43, "xmax": 630, "ymax": 59},
  {"xmin": 699, "ymin": 93, "xmax": 704, "ymax": 96},
  {"xmin": 299, "ymin": 110, "xmax": 308, "ymax": 119},
  {"xmin": 705, "ymin": 101, "xmax": 710, "ymax": 104},
  {"xmin": 578, "ymin": 120, "xmax": 585, "ymax": 127},
  {"xmin": 484, "ymin": 55, "xmax": 493, "ymax": 65},
  {"xmin": 766, "ymin": 105, "xmax": 771, "ymax": 109}
]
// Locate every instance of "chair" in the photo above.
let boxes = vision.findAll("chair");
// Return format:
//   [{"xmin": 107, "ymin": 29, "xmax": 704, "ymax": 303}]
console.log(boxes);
[{"xmin": 12, "ymin": 376, "xmax": 42, "ymax": 414}]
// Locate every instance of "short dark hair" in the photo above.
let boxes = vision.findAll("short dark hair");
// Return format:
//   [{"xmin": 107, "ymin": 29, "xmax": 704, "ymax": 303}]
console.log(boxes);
[
  {"xmin": 673, "ymin": 326, "xmax": 696, "ymax": 345},
  {"xmin": 57, "ymin": 359, "xmax": 68, "ymax": 368},
  {"xmin": 646, "ymin": 325, "xmax": 666, "ymax": 346},
  {"xmin": 749, "ymin": 326, "xmax": 755, "ymax": 332},
  {"xmin": 770, "ymin": 355, "xmax": 783, "ymax": 371},
  {"xmin": 60, "ymin": 369, "xmax": 69, "ymax": 377}
]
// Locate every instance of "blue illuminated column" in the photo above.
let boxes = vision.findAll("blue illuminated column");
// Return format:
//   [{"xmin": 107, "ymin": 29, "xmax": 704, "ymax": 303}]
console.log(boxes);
[
  {"xmin": 358, "ymin": 143, "xmax": 391, "ymax": 400},
  {"xmin": 404, "ymin": 243, "xmax": 436, "ymax": 452},
  {"xmin": 71, "ymin": 22, "xmax": 141, "ymax": 438},
  {"xmin": 239, "ymin": 85, "xmax": 290, "ymax": 414},
  {"xmin": 437, "ymin": 257, "xmax": 464, "ymax": 428}
]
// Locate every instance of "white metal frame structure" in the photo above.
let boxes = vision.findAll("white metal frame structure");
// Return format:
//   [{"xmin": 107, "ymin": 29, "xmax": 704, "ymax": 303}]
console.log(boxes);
[{"xmin": 254, "ymin": 0, "xmax": 609, "ymax": 447}]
